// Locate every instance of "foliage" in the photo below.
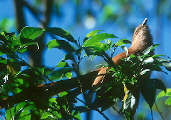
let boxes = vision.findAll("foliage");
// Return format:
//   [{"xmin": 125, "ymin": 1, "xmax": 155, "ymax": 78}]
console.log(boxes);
[
  {"xmin": 157, "ymin": 88, "xmax": 171, "ymax": 105},
  {"xmin": 0, "ymin": 18, "xmax": 13, "ymax": 32},
  {"xmin": 0, "ymin": 27, "xmax": 170, "ymax": 119}
]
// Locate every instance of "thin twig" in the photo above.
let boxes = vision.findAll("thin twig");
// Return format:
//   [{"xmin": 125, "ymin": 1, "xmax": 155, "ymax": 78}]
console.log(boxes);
[
  {"xmin": 76, "ymin": 97, "xmax": 110, "ymax": 120},
  {"xmin": 150, "ymin": 108, "xmax": 153, "ymax": 120}
]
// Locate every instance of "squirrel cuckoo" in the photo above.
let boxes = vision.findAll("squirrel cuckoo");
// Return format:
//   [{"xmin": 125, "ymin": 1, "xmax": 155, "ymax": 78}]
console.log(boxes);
[{"xmin": 92, "ymin": 18, "xmax": 153, "ymax": 86}]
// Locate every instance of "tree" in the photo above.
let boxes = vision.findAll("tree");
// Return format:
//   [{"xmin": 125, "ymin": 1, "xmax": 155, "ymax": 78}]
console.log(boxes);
[
  {"xmin": 0, "ymin": 27, "xmax": 170, "ymax": 119},
  {"xmin": 0, "ymin": 0, "xmax": 171, "ymax": 119}
]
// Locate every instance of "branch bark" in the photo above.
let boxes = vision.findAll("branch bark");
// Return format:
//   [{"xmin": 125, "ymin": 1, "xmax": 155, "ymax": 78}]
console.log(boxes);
[
  {"xmin": 0, "ymin": 71, "xmax": 97, "ymax": 109},
  {"xmin": 13, "ymin": 0, "xmax": 26, "ymax": 32},
  {"xmin": 28, "ymin": 0, "xmax": 54, "ymax": 67}
]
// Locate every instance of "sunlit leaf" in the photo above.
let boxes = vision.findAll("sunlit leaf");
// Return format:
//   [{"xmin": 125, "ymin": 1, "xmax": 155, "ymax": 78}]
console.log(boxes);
[
  {"xmin": 57, "ymin": 61, "xmax": 67, "ymax": 67},
  {"xmin": 41, "ymin": 112, "xmax": 52, "ymax": 119},
  {"xmin": 86, "ymin": 30, "xmax": 102, "ymax": 38},
  {"xmin": 140, "ymin": 69, "xmax": 150, "ymax": 75},
  {"xmin": 143, "ymin": 57, "xmax": 154, "ymax": 64},
  {"xmin": 20, "ymin": 27, "xmax": 44, "ymax": 40},
  {"xmin": 143, "ymin": 44, "xmax": 159, "ymax": 55},
  {"xmin": 114, "ymin": 39, "xmax": 131, "ymax": 47},
  {"xmin": 152, "ymin": 54, "xmax": 164, "ymax": 58},
  {"xmin": 59, "ymin": 91, "xmax": 68, "ymax": 97},
  {"xmin": 83, "ymin": 33, "xmax": 117, "ymax": 47},
  {"xmin": 47, "ymin": 39, "xmax": 59, "ymax": 49},
  {"xmin": 73, "ymin": 112, "xmax": 81, "ymax": 120},
  {"xmin": 165, "ymin": 97, "xmax": 171, "ymax": 105},
  {"xmin": 65, "ymin": 72, "xmax": 72, "ymax": 79},
  {"xmin": 49, "ymin": 98, "xmax": 57, "ymax": 103},
  {"xmin": 157, "ymin": 88, "xmax": 171, "ymax": 99},
  {"xmin": 83, "ymin": 30, "xmax": 102, "ymax": 43},
  {"xmin": 6, "ymin": 107, "xmax": 15, "ymax": 120}
]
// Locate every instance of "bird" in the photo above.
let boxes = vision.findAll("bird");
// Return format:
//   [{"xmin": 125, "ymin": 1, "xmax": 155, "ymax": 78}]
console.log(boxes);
[{"xmin": 92, "ymin": 18, "xmax": 153, "ymax": 86}]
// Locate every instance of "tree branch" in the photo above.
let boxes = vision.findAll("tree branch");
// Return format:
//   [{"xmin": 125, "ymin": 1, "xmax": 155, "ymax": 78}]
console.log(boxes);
[
  {"xmin": 22, "ymin": 0, "xmax": 42, "ymax": 23},
  {"xmin": 27, "ymin": 0, "xmax": 54, "ymax": 67},
  {"xmin": 0, "ymin": 71, "xmax": 97, "ymax": 109},
  {"xmin": 13, "ymin": 0, "xmax": 26, "ymax": 32}
]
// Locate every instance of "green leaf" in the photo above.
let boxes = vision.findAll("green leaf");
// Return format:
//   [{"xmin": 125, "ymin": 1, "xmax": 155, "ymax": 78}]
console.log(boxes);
[
  {"xmin": 18, "ymin": 48, "xmax": 27, "ymax": 53},
  {"xmin": 143, "ymin": 57, "xmax": 154, "ymax": 64},
  {"xmin": 141, "ymin": 79, "xmax": 166, "ymax": 108},
  {"xmin": 47, "ymin": 39, "xmax": 75, "ymax": 53},
  {"xmin": 15, "ymin": 102, "xmax": 27, "ymax": 111},
  {"xmin": 0, "ymin": 51, "xmax": 4, "ymax": 56},
  {"xmin": 73, "ymin": 112, "xmax": 81, "ymax": 120},
  {"xmin": 17, "ymin": 78, "xmax": 24, "ymax": 85},
  {"xmin": 0, "ymin": 57, "xmax": 7, "ymax": 64},
  {"xmin": 152, "ymin": 54, "xmax": 164, "ymax": 58},
  {"xmin": 59, "ymin": 91, "xmax": 68, "ymax": 97},
  {"xmin": 143, "ymin": 44, "xmax": 159, "ymax": 55},
  {"xmin": 49, "ymin": 67, "xmax": 73, "ymax": 80},
  {"xmin": 49, "ymin": 98, "xmax": 57, "ymax": 103},
  {"xmin": 83, "ymin": 33, "xmax": 117, "ymax": 47},
  {"xmin": 157, "ymin": 88, "xmax": 171, "ymax": 99},
  {"xmin": 13, "ymin": 88, "xmax": 22, "ymax": 94},
  {"xmin": 84, "ymin": 47, "xmax": 105, "ymax": 56},
  {"xmin": 18, "ymin": 42, "xmax": 37, "ymax": 53},
  {"xmin": 41, "ymin": 112, "xmax": 52, "ymax": 119},
  {"xmin": 141, "ymin": 80, "xmax": 156, "ymax": 108},
  {"xmin": 19, "ymin": 107, "xmax": 31, "ymax": 120},
  {"xmin": 65, "ymin": 72, "xmax": 72, "ymax": 79},
  {"xmin": 0, "ymin": 18, "xmax": 13, "ymax": 32},
  {"xmin": 47, "ymin": 39, "xmax": 59, "ymax": 49},
  {"xmin": 83, "ymin": 30, "xmax": 102, "ymax": 43},
  {"xmin": 57, "ymin": 61, "xmax": 67, "ymax": 67},
  {"xmin": 45, "ymin": 27, "xmax": 76, "ymax": 43},
  {"xmin": 20, "ymin": 27, "xmax": 44, "ymax": 40},
  {"xmin": 140, "ymin": 69, "xmax": 151, "ymax": 75},
  {"xmin": 114, "ymin": 39, "xmax": 131, "ymax": 47},
  {"xmin": 156, "ymin": 57, "xmax": 170, "ymax": 63},
  {"xmin": 6, "ymin": 108, "xmax": 15, "ymax": 120},
  {"xmin": 10, "ymin": 34, "xmax": 21, "ymax": 48},
  {"xmin": 165, "ymin": 97, "xmax": 171, "ymax": 105},
  {"xmin": 86, "ymin": 30, "xmax": 102, "ymax": 38}
]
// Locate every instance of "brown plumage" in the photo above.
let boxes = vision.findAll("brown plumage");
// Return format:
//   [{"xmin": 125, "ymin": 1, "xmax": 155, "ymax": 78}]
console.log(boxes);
[{"xmin": 92, "ymin": 18, "xmax": 153, "ymax": 86}]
